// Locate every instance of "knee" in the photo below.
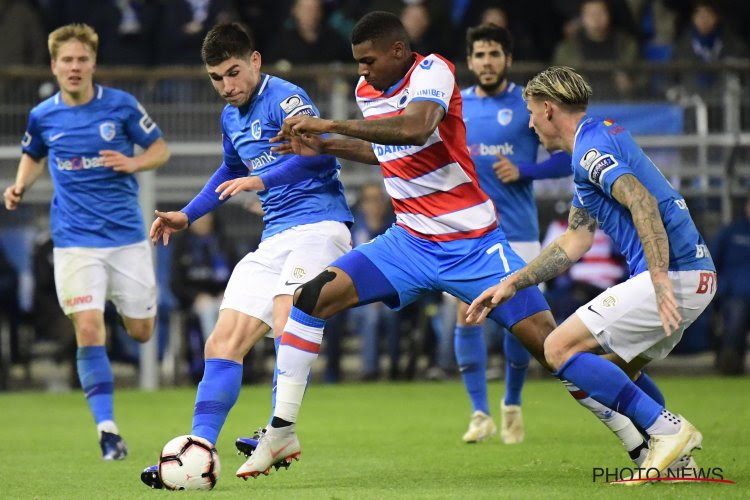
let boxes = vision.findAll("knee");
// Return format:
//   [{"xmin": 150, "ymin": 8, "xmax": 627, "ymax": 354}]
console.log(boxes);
[
  {"xmin": 75, "ymin": 321, "xmax": 104, "ymax": 346},
  {"xmin": 127, "ymin": 319, "xmax": 154, "ymax": 343},
  {"xmin": 294, "ymin": 269, "xmax": 338, "ymax": 317},
  {"xmin": 204, "ymin": 326, "xmax": 255, "ymax": 360},
  {"xmin": 543, "ymin": 335, "xmax": 567, "ymax": 373}
]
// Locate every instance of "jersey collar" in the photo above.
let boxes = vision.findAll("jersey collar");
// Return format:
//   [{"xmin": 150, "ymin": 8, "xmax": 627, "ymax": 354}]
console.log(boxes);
[{"xmin": 573, "ymin": 115, "xmax": 592, "ymax": 150}]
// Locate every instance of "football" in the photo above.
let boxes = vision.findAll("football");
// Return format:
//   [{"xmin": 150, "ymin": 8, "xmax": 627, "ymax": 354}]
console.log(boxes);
[{"xmin": 158, "ymin": 435, "xmax": 221, "ymax": 490}]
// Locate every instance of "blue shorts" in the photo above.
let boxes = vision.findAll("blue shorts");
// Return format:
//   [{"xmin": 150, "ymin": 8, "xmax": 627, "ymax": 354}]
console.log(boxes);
[{"xmin": 331, "ymin": 225, "xmax": 549, "ymax": 330}]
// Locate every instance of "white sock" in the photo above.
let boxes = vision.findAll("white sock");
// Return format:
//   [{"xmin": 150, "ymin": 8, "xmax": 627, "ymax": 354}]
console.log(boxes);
[
  {"xmin": 273, "ymin": 311, "xmax": 324, "ymax": 424},
  {"xmin": 646, "ymin": 409, "xmax": 682, "ymax": 436},
  {"xmin": 97, "ymin": 420, "xmax": 118, "ymax": 436},
  {"xmin": 562, "ymin": 380, "xmax": 645, "ymax": 455}
]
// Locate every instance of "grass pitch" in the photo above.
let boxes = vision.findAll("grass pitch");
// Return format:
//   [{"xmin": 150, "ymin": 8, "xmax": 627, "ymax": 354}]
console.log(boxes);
[{"xmin": 1, "ymin": 377, "xmax": 748, "ymax": 499}]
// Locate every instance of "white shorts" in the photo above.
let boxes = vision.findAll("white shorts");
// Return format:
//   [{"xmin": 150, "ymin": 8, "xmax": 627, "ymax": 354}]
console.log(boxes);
[
  {"xmin": 54, "ymin": 240, "xmax": 156, "ymax": 318},
  {"xmin": 575, "ymin": 270, "xmax": 716, "ymax": 362},
  {"xmin": 221, "ymin": 220, "xmax": 352, "ymax": 328}
]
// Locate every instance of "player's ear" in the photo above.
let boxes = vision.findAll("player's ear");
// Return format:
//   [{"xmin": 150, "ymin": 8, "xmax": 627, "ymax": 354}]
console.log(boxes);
[
  {"xmin": 250, "ymin": 50, "xmax": 261, "ymax": 69},
  {"xmin": 392, "ymin": 40, "xmax": 405, "ymax": 59},
  {"xmin": 544, "ymin": 101, "xmax": 553, "ymax": 120}
]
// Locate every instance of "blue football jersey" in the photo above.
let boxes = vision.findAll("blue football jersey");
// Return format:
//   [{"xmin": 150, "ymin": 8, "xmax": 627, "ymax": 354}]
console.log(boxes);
[
  {"xmin": 21, "ymin": 85, "xmax": 162, "ymax": 248},
  {"xmin": 221, "ymin": 74, "xmax": 352, "ymax": 240},
  {"xmin": 461, "ymin": 83, "xmax": 541, "ymax": 242},
  {"xmin": 572, "ymin": 116, "xmax": 715, "ymax": 276}
]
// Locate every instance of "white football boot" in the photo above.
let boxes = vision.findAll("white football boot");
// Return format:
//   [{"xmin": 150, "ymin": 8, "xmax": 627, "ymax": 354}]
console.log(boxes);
[
  {"xmin": 500, "ymin": 403, "xmax": 524, "ymax": 444},
  {"xmin": 236, "ymin": 424, "xmax": 301, "ymax": 480},
  {"xmin": 462, "ymin": 410, "xmax": 497, "ymax": 443},
  {"xmin": 624, "ymin": 416, "xmax": 702, "ymax": 486}
]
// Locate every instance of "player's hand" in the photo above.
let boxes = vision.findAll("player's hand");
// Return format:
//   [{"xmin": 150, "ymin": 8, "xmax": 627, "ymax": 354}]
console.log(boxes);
[
  {"xmin": 277, "ymin": 115, "xmax": 332, "ymax": 138},
  {"xmin": 3, "ymin": 184, "xmax": 24, "ymax": 210},
  {"xmin": 465, "ymin": 280, "xmax": 517, "ymax": 324},
  {"xmin": 150, "ymin": 210, "xmax": 189, "ymax": 246},
  {"xmin": 492, "ymin": 154, "xmax": 520, "ymax": 183},
  {"xmin": 215, "ymin": 176, "xmax": 265, "ymax": 200},
  {"xmin": 270, "ymin": 133, "xmax": 324, "ymax": 156},
  {"xmin": 100, "ymin": 150, "xmax": 139, "ymax": 173},
  {"xmin": 652, "ymin": 273, "xmax": 681, "ymax": 336}
]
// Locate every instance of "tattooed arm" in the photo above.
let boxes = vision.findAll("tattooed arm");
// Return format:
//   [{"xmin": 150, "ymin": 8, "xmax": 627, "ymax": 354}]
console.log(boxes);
[
  {"xmin": 466, "ymin": 206, "xmax": 596, "ymax": 323},
  {"xmin": 610, "ymin": 173, "xmax": 681, "ymax": 335}
]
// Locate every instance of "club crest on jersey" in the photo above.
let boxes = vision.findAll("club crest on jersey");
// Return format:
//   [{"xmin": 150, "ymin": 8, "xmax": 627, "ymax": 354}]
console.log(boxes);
[
  {"xmin": 580, "ymin": 148, "xmax": 601, "ymax": 169},
  {"xmin": 397, "ymin": 88, "xmax": 410, "ymax": 108},
  {"xmin": 99, "ymin": 122, "xmax": 116, "ymax": 142},
  {"xmin": 251, "ymin": 119, "xmax": 262, "ymax": 140},
  {"xmin": 497, "ymin": 108, "xmax": 513, "ymax": 126},
  {"xmin": 419, "ymin": 59, "xmax": 434, "ymax": 70}
]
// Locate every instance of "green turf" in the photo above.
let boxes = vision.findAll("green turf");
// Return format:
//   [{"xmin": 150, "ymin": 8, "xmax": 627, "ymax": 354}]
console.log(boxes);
[{"xmin": 1, "ymin": 377, "xmax": 748, "ymax": 499}]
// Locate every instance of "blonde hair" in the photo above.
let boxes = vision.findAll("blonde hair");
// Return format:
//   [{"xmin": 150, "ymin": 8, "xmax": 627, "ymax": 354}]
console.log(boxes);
[
  {"xmin": 523, "ymin": 66, "xmax": 592, "ymax": 111},
  {"xmin": 48, "ymin": 23, "xmax": 99, "ymax": 61}
]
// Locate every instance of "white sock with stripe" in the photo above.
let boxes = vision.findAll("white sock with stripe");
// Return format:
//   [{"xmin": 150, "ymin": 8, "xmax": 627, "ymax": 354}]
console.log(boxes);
[{"xmin": 273, "ymin": 307, "xmax": 324, "ymax": 424}]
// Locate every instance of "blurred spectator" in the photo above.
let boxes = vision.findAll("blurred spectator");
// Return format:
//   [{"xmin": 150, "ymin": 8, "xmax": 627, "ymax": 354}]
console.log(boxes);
[
  {"xmin": 710, "ymin": 196, "xmax": 750, "ymax": 375},
  {"xmin": 156, "ymin": 0, "xmax": 237, "ymax": 65},
  {"xmin": 108, "ymin": 0, "xmax": 161, "ymax": 65},
  {"xmin": 171, "ymin": 212, "xmax": 234, "ymax": 381},
  {"xmin": 675, "ymin": 1, "xmax": 746, "ymax": 62},
  {"xmin": 264, "ymin": 0, "xmax": 350, "ymax": 65},
  {"xmin": 552, "ymin": 0, "xmax": 640, "ymax": 98},
  {"xmin": 627, "ymin": 0, "xmax": 679, "ymax": 61},
  {"xmin": 673, "ymin": 0, "xmax": 747, "ymax": 94},
  {"xmin": 475, "ymin": 4, "xmax": 537, "ymax": 60},
  {"xmin": 400, "ymin": 3, "xmax": 440, "ymax": 56},
  {"xmin": 542, "ymin": 214, "xmax": 627, "ymax": 324},
  {"xmin": 0, "ymin": 0, "xmax": 46, "ymax": 65}
]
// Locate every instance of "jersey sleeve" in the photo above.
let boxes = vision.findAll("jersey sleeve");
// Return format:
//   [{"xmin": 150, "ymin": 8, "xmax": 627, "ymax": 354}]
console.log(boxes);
[
  {"xmin": 409, "ymin": 57, "xmax": 454, "ymax": 112},
  {"xmin": 268, "ymin": 90, "xmax": 319, "ymax": 130},
  {"xmin": 122, "ymin": 94, "xmax": 162, "ymax": 148},
  {"xmin": 220, "ymin": 110, "xmax": 245, "ymax": 170},
  {"xmin": 576, "ymin": 129, "xmax": 633, "ymax": 198},
  {"xmin": 21, "ymin": 110, "xmax": 47, "ymax": 160}
]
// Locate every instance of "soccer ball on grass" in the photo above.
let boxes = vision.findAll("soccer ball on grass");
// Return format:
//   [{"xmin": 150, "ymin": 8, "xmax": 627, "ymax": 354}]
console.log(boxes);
[{"xmin": 159, "ymin": 435, "xmax": 220, "ymax": 490}]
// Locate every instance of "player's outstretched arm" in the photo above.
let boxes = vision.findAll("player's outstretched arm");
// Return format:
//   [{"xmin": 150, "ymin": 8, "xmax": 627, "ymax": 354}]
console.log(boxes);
[
  {"xmin": 466, "ymin": 206, "xmax": 597, "ymax": 323},
  {"xmin": 100, "ymin": 137, "xmax": 170, "ymax": 174},
  {"xmin": 610, "ymin": 173, "xmax": 681, "ymax": 335},
  {"xmin": 278, "ymin": 101, "xmax": 444, "ymax": 147},
  {"xmin": 3, "ymin": 154, "xmax": 45, "ymax": 210},
  {"xmin": 272, "ymin": 126, "xmax": 379, "ymax": 165}
]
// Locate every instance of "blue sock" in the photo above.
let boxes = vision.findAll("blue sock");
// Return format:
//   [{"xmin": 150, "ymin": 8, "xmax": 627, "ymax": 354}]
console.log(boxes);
[
  {"xmin": 269, "ymin": 336, "xmax": 282, "ymax": 426},
  {"xmin": 634, "ymin": 371, "xmax": 665, "ymax": 406},
  {"xmin": 454, "ymin": 325, "xmax": 489, "ymax": 415},
  {"xmin": 77, "ymin": 346, "xmax": 114, "ymax": 425},
  {"xmin": 557, "ymin": 352, "xmax": 663, "ymax": 430},
  {"xmin": 191, "ymin": 358, "xmax": 242, "ymax": 445},
  {"xmin": 503, "ymin": 332, "xmax": 530, "ymax": 406}
]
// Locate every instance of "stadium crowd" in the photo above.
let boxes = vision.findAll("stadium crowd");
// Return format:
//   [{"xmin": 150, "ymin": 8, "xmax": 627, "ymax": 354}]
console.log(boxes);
[{"xmin": 1, "ymin": 0, "xmax": 749, "ymax": 394}]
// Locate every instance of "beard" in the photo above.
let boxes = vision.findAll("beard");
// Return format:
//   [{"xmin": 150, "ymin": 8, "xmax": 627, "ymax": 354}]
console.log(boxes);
[{"xmin": 477, "ymin": 74, "xmax": 507, "ymax": 95}]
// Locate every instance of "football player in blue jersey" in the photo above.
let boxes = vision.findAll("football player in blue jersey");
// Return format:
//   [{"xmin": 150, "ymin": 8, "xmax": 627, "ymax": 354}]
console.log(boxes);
[
  {"xmin": 456, "ymin": 24, "xmax": 572, "ymax": 445},
  {"xmin": 3, "ymin": 23, "xmax": 170, "ymax": 461},
  {"xmin": 468, "ymin": 66, "xmax": 716, "ymax": 484},
  {"xmin": 140, "ymin": 23, "xmax": 353, "ymax": 489}
]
